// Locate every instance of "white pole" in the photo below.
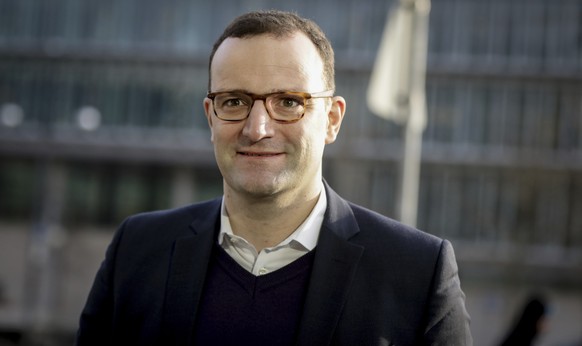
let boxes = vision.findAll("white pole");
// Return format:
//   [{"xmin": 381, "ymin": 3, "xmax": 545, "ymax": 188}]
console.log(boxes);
[
  {"xmin": 367, "ymin": 0, "xmax": 431, "ymax": 227},
  {"xmin": 396, "ymin": 0, "xmax": 430, "ymax": 227}
]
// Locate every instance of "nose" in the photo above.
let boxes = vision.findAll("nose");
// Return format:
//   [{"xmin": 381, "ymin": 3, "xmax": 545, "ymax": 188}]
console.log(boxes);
[{"xmin": 241, "ymin": 100, "xmax": 274, "ymax": 142}]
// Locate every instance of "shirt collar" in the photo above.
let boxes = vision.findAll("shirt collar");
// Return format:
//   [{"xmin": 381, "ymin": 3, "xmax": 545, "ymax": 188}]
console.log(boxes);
[{"xmin": 218, "ymin": 182, "xmax": 327, "ymax": 251}]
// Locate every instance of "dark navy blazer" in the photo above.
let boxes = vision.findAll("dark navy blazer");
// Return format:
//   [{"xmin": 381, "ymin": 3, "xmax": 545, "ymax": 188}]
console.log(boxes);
[{"xmin": 76, "ymin": 182, "xmax": 472, "ymax": 345}]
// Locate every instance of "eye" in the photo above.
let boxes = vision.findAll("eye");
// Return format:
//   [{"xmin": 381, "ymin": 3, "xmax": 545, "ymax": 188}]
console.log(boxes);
[
  {"xmin": 217, "ymin": 93, "xmax": 249, "ymax": 108},
  {"xmin": 222, "ymin": 97, "xmax": 245, "ymax": 107},
  {"xmin": 275, "ymin": 94, "xmax": 304, "ymax": 108}
]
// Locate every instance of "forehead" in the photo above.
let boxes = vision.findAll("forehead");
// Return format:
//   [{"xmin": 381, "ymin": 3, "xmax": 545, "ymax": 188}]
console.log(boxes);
[{"xmin": 210, "ymin": 33, "xmax": 325, "ymax": 92}]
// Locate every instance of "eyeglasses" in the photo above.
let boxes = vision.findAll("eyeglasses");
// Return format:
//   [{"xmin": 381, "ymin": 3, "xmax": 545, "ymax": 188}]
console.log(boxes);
[{"xmin": 206, "ymin": 90, "xmax": 334, "ymax": 123}]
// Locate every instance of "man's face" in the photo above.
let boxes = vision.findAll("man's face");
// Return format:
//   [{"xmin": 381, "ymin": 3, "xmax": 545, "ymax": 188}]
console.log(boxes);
[{"xmin": 204, "ymin": 33, "xmax": 344, "ymax": 199}]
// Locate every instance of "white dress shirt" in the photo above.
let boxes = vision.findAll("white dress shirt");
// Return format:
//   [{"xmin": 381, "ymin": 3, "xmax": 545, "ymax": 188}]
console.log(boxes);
[{"xmin": 218, "ymin": 184, "xmax": 327, "ymax": 276}]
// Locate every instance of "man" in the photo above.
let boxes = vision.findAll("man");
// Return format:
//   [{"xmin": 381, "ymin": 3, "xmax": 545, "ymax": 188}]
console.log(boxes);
[{"xmin": 76, "ymin": 10, "xmax": 472, "ymax": 346}]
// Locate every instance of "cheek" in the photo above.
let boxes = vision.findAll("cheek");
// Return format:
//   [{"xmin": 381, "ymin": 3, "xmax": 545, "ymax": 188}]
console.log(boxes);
[
  {"xmin": 212, "ymin": 124, "xmax": 239, "ymax": 145},
  {"xmin": 211, "ymin": 131, "xmax": 235, "ymax": 162},
  {"xmin": 295, "ymin": 127, "xmax": 326, "ymax": 158},
  {"xmin": 309, "ymin": 118, "xmax": 330, "ymax": 146}
]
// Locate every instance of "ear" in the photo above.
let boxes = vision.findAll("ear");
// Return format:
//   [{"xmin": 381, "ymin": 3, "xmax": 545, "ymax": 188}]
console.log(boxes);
[
  {"xmin": 203, "ymin": 98, "xmax": 215, "ymax": 142},
  {"xmin": 325, "ymin": 96, "xmax": 346, "ymax": 144}
]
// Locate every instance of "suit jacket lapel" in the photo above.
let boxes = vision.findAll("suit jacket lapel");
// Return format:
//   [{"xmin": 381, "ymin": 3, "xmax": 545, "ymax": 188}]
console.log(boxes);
[
  {"xmin": 159, "ymin": 185, "xmax": 362, "ymax": 345},
  {"xmin": 161, "ymin": 198, "xmax": 221, "ymax": 346},
  {"xmin": 295, "ymin": 183, "xmax": 364, "ymax": 346}
]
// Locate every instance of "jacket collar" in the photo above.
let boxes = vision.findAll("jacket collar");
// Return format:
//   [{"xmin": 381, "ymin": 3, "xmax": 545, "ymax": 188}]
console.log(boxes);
[
  {"xmin": 161, "ymin": 197, "xmax": 221, "ymax": 345},
  {"xmin": 295, "ymin": 181, "xmax": 364, "ymax": 345},
  {"xmin": 161, "ymin": 182, "xmax": 364, "ymax": 345}
]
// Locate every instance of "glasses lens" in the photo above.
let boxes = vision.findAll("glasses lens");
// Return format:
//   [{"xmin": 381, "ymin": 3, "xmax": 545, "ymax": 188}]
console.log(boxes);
[
  {"xmin": 213, "ymin": 92, "xmax": 252, "ymax": 120},
  {"xmin": 268, "ymin": 93, "xmax": 306, "ymax": 121}
]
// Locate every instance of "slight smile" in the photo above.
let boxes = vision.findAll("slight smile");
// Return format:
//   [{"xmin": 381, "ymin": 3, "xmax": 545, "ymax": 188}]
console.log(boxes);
[{"xmin": 237, "ymin": 151, "xmax": 283, "ymax": 157}]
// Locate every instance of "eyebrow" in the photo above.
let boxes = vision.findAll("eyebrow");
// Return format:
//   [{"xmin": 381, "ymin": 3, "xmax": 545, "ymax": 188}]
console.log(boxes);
[{"xmin": 209, "ymin": 88, "xmax": 307, "ymax": 94}]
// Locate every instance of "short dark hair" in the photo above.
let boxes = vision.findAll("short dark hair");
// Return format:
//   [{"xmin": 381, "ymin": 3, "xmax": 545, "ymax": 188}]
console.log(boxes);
[{"xmin": 208, "ymin": 10, "xmax": 335, "ymax": 91}]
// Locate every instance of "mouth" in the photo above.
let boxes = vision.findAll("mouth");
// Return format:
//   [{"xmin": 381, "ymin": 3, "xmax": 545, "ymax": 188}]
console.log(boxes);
[{"xmin": 238, "ymin": 151, "xmax": 282, "ymax": 157}]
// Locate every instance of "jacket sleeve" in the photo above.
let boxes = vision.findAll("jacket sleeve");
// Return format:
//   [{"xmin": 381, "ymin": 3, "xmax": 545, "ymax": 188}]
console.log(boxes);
[
  {"xmin": 423, "ymin": 240, "xmax": 473, "ymax": 345},
  {"xmin": 75, "ymin": 219, "xmax": 127, "ymax": 346}
]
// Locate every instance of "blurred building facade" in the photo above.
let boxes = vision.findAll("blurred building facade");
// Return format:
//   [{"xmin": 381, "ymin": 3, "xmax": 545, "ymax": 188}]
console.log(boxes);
[{"xmin": 0, "ymin": 0, "xmax": 581, "ymax": 344}]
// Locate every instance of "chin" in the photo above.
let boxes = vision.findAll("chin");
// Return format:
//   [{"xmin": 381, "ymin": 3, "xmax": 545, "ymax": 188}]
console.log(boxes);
[{"xmin": 230, "ymin": 175, "xmax": 287, "ymax": 197}]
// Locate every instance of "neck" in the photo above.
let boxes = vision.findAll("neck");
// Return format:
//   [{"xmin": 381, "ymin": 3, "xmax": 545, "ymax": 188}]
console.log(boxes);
[{"xmin": 224, "ymin": 181, "xmax": 322, "ymax": 252}]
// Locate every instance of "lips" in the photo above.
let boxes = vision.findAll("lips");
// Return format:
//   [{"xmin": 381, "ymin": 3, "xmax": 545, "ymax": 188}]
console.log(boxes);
[{"xmin": 238, "ymin": 151, "xmax": 282, "ymax": 157}]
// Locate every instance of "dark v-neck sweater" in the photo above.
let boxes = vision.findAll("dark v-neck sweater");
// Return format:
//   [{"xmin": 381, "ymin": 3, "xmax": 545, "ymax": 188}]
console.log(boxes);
[{"xmin": 192, "ymin": 245, "xmax": 316, "ymax": 346}]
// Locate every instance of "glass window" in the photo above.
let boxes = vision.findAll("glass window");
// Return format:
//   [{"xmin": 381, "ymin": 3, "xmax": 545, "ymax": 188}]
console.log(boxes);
[
  {"xmin": 0, "ymin": 159, "xmax": 35, "ymax": 221},
  {"xmin": 64, "ymin": 163, "xmax": 173, "ymax": 227}
]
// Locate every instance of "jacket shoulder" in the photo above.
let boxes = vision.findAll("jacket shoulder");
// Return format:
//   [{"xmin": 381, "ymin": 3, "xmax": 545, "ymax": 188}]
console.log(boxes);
[
  {"xmin": 110, "ymin": 198, "xmax": 221, "ymax": 253},
  {"xmin": 347, "ymin": 201, "xmax": 443, "ymax": 250},
  {"xmin": 122, "ymin": 198, "xmax": 221, "ymax": 232}
]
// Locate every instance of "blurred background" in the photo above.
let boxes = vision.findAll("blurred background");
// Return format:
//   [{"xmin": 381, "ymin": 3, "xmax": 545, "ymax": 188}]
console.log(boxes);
[{"xmin": 0, "ymin": 0, "xmax": 581, "ymax": 345}]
